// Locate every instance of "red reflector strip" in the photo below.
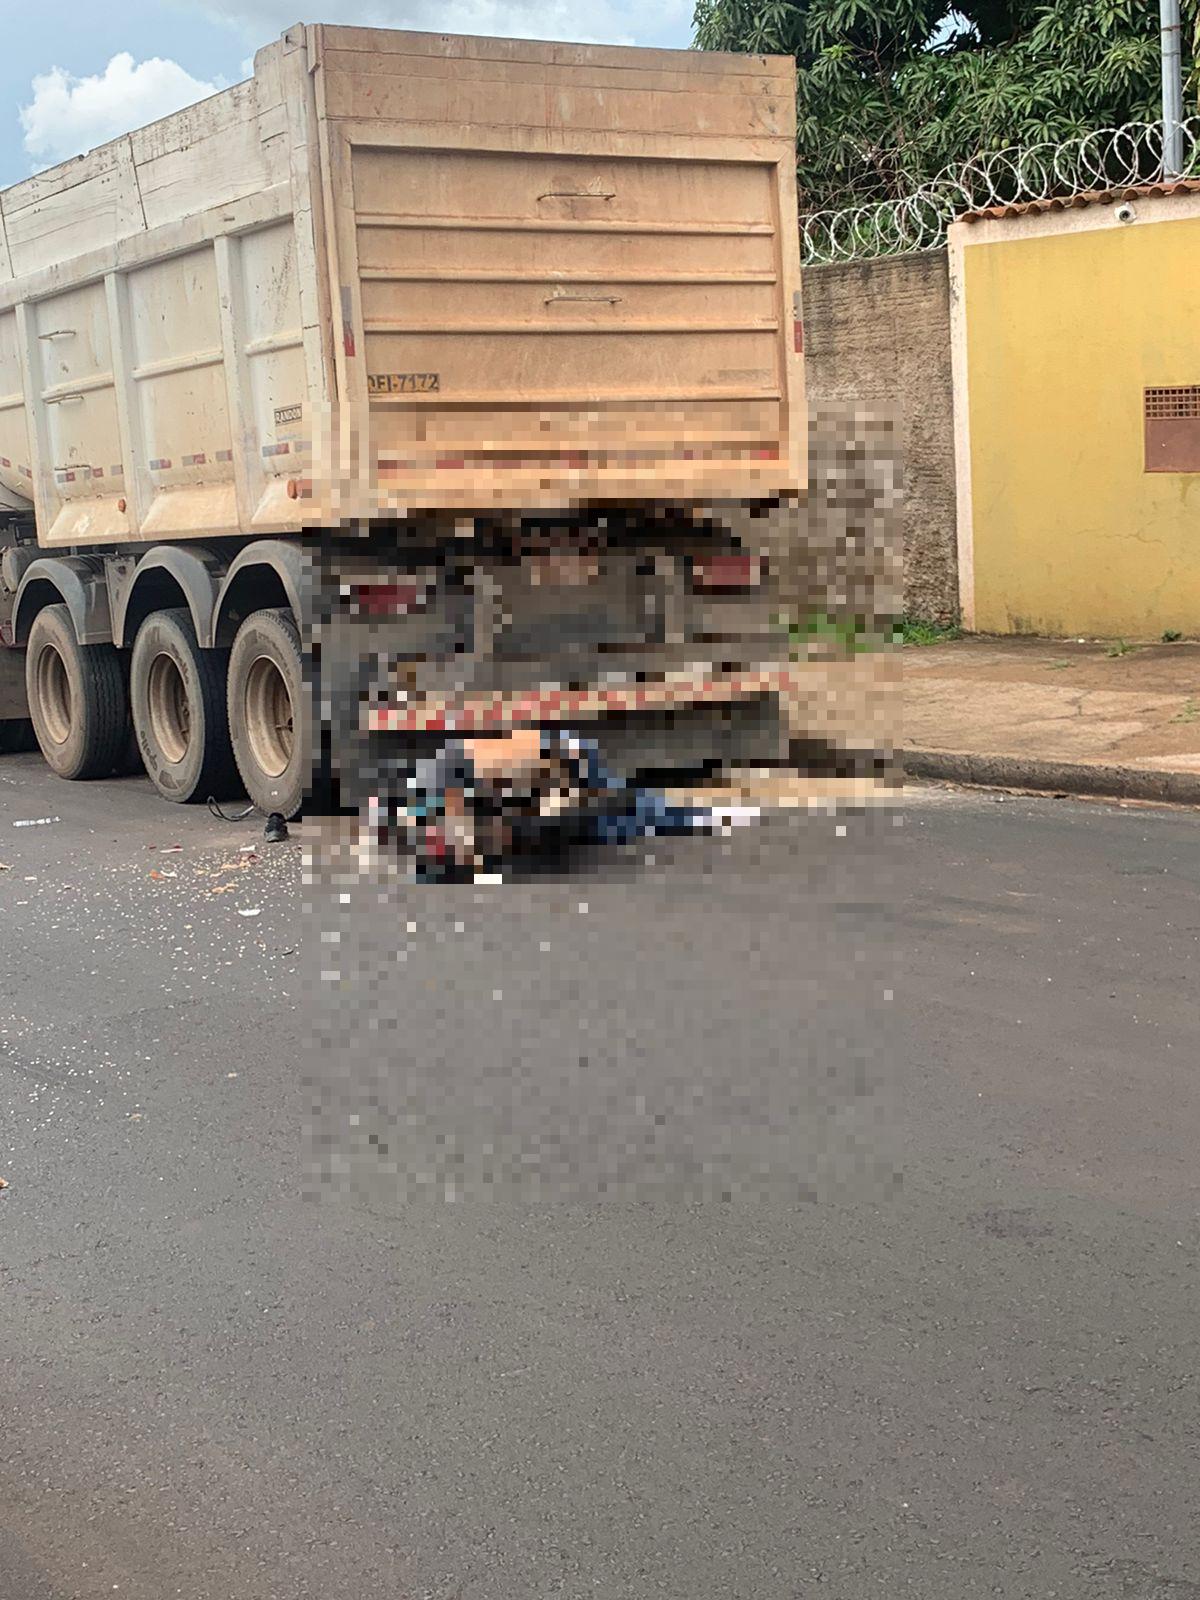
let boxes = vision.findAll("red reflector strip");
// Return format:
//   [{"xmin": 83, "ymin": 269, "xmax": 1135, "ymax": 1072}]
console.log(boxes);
[
  {"xmin": 216, "ymin": 449, "xmax": 234, "ymax": 463},
  {"xmin": 262, "ymin": 442, "xmax": 290, "ymax": 458},
  {"xmin": 690, "ymin": 554, "xmax": 762, "ymax": 591},
  {"xmin": 379, "ymin": 444, "xmax": 786, "ymax": 475},
  {"xmin": 366, "ymin": 667, "xmax": 799, "ymax": 734},
  {"xmin": 793, "ymin": 318, "xmax": 804, "ymax": 354},
  {"xmin": 183, "ymin": 452, "xmax": 206, "ymax": 467},
  {"xmin": 149, "ymin": 458, "xmax": 171, "ymax": 471},
  {"xmin": 0, "ymin": 456, "xmax": 9, "ymax": 468},
  {"xmin": 353, "ymin": 583, "xmax": 420, "ymax": 616}
]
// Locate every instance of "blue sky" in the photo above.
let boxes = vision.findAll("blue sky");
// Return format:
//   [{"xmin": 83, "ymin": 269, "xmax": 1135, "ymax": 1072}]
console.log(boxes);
[{"xmin": 1, "ymin": 1, "xmax": 696, "ymax": 190}]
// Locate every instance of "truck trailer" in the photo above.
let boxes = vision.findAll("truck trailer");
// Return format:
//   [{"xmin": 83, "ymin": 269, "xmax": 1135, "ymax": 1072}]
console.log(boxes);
[{"xmin": 0, "ymin": 23, "xmax": 805, "ymax": 819}]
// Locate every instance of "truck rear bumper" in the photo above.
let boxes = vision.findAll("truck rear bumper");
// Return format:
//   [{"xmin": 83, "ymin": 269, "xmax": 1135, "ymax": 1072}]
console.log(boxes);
[{"xmin": 363, "ymin": 664, "xmax": 801, "ymax": 736}]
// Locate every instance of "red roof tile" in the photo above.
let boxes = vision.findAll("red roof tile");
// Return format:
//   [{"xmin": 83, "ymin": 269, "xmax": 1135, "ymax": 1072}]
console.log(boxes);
[{"xmin": 959, "ymin": 177, "xmax": 1200, "ymax": 223}]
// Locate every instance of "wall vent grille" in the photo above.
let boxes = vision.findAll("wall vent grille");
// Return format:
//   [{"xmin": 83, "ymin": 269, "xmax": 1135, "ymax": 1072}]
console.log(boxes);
[
  {"xmin": 1144, "ymin": 385, "xmax": 1200, "ymax": 472},
  {"xmin": 1145, "ymin": 385, "xmax": 1200, "ymax": 420}
]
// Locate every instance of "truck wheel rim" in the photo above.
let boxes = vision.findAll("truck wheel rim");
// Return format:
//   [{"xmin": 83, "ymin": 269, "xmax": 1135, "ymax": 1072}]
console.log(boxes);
[
  {"xmin": 245, "ymin": 654, "xmax": 293, "ymax": 779},
  {"xmin": 36, "ymin": 643, "xmax": 72, "ymax": 746},
  {"xmin": 148, "ymin": 653, "xmax": 191, "ymax": 765}
]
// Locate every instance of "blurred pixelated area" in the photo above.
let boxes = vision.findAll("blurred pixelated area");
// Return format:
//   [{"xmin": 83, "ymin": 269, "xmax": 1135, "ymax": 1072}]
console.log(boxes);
[
  {"xmin": 305, "ymin": 404, "xmax": 900, "ymax": 881},
  {"xmin": 300, "ymin": 404, "xmax": 901, "ymax": 1206}
]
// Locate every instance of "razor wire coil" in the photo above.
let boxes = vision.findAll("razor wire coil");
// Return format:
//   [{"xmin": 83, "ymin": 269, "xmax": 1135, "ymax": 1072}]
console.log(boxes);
[{"xmin": 800, "ymin": 117, "xmax": 1200, "ymax": 265}]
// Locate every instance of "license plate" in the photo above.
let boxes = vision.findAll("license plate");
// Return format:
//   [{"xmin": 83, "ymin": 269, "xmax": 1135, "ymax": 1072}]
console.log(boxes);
[{"xmin": 527, "ymin": 552, "xmax": 601, "ymax": 588}]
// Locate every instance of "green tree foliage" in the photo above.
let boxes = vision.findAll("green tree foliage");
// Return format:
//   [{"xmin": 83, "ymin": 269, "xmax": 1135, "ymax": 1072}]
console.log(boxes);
[{"xmin": 692, "ymin": 0, "xmax": 1199, "ymax": 210}]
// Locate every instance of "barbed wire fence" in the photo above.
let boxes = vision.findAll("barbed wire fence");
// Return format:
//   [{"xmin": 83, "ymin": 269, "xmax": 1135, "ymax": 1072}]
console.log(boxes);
[{"xmin": 800, "ymin": 117, "xmax": 1200, "ymax": 266}]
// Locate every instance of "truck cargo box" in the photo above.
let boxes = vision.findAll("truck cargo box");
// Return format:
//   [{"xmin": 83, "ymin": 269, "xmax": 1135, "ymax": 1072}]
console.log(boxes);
[{"xmin": 0, "ymin": 24, "xmax": 803, "ymax": 548}]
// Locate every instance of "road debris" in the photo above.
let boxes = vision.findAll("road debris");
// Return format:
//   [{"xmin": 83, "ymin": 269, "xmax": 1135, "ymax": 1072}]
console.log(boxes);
[{"xmin": 12, "ymin": 816, "xmax": 60, "ymax": 828}]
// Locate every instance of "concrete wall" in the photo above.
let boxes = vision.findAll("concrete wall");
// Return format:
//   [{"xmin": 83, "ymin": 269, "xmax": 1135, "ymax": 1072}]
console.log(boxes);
[{"xmin": 802, "ymin": 251, "xmax": 958, "ymax": 623}]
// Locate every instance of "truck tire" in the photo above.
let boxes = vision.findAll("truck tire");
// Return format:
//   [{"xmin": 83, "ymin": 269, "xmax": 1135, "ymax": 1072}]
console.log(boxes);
[
  {"xmin": 116, "ymin": 654, "xmax": 144, "ymax": 775},
  {"xmin": 227, "ymin": 607, "xmax": 307, "ymax": 820},
  {"xmin": 117, "ymin": 718, "xmax": 145, "ymax": 777},
  {"xmin": 25, "ymin": 603, "xmax": 129, "ymax": 780},
  {"xmin": 131, "ymin": 608, "xmax": 237, "ymax": 803}
]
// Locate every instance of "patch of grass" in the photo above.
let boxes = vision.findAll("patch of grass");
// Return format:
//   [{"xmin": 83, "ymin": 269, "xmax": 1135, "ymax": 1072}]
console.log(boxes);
[
  {"xmin": 1046, "ymin": 659, "xmax": 1073, "ymax": 670},
  {"xmin": 1162, "ymin": 630, "xmax": 1183, "ymax": 643},
  {"xmin": 789, "ymin": 611, "xmax": 883, "ymax": 655},
  {"xmin": 790, "ymin": 612, "xmax": 965, "ymax": 653},
  {"xmin": 1105, "ymin": 639, "xmax": 1134, "ymax": 658},
  {"xmin": 893, "ymin": 617, "xmax": 963, "ymax": 647},
  {"xmin": 1170, "ymin": 697, "xmax": 1199, "ymax": 724}
]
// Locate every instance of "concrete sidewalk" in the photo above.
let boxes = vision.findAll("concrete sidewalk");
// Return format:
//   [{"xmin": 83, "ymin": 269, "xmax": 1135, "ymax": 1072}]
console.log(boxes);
[{"xmin": 903, "ymin": 637, "xmax": 1200, "ymax": 803}]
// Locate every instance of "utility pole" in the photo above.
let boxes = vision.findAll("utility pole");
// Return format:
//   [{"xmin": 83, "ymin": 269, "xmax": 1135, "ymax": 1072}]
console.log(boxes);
[{"xmin": 1160, "ymin": 0, "xmax": 1184, "ymax": 177}]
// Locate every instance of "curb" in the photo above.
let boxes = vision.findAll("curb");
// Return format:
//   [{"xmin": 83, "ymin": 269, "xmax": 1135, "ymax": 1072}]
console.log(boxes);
[{"xmin": 902, "ymin": 748, "xmax": 1200, "ymax": 807}]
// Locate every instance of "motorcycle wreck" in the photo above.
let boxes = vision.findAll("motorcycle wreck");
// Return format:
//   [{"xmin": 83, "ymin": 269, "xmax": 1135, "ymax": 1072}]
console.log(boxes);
[{"xmin": 360, "ymin": 728, "xmax": 760, "ymax": 882}]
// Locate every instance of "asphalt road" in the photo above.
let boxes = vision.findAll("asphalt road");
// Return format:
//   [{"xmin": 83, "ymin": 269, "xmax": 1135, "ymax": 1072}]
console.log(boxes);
[{"xmin": 2, "ymin": 755, "xmax": 1198, "ymax": 1600}]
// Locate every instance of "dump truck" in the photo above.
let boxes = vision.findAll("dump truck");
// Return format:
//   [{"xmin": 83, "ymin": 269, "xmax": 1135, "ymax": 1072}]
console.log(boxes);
[{"xmin": 0, "ymin": 23, "xmax": 805, "ymax": 819}]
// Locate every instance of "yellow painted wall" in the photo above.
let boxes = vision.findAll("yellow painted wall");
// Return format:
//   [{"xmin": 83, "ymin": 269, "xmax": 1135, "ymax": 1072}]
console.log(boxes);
[{"xmin": 963, "ymin": 213, "xmax": 1200, "ymax": 637}]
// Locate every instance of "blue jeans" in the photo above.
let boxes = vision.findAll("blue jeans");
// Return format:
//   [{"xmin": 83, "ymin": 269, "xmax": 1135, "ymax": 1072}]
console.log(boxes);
[{"xmin": 539, "ymin": 731, "xmax": 712, "ymax": 844}]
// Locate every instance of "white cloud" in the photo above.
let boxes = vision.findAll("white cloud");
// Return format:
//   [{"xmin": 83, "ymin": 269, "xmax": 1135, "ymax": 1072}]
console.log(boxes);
[
  {"xmin": 20, "ymin": 53, "xmax": 222, "ymax": 168},
  {"xmin": 196, "ymin": 0, "xmax": 679, "ymax": 48}
]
